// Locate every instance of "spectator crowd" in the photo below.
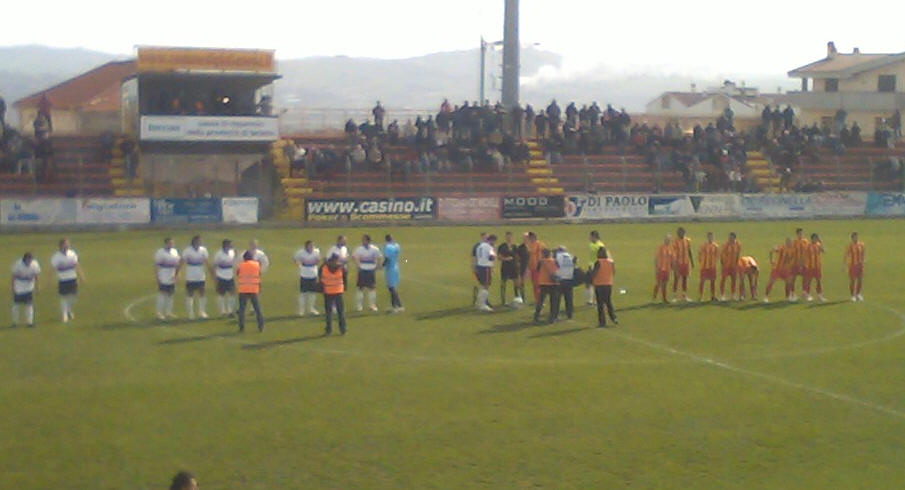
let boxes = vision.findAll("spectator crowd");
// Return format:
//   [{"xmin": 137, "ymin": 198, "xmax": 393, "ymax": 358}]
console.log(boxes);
[{"xmin": 0, "ymin": 93, "xmax": 55, "ymax": 180}]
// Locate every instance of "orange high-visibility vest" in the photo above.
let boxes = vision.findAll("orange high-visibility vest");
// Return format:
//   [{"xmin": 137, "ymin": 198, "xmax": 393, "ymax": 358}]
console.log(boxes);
[
  {"xmin": 537, "ymin": 258, "xmax": 558, "ymax": 285},
  {"xmin": 321, "ymin": 264, "xmax": 344, "ymax": 295},
  {"xmin": 593, "ymin": 258, "xmax": 615, "ymax": 286},
  {"xmin": 237, "ymin": 260, "xmax": 261, "ymax": 294}
]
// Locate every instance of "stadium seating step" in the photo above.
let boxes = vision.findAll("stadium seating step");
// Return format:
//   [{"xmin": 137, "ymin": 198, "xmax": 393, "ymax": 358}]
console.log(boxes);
[{"xmin": 527, "ymin": 167, "xmax": 553, "ymax": 176}]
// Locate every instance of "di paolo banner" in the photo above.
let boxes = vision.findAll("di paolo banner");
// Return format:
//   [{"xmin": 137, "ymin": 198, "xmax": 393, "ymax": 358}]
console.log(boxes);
[{"xmin": 565, "ymin": 194, "xmax": 648, "ymax": 219}]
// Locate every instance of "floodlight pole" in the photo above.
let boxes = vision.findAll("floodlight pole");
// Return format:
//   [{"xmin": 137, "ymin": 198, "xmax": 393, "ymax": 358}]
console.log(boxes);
[{"xmin": 501, "ymin": 0, "xmax": 519, "ymax": 108}]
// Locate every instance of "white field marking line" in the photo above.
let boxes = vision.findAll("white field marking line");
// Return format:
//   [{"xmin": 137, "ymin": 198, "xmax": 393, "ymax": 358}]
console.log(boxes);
[
  {"xmin": 409, "ymin": 275, "xmax": 905, "ymax": 362},
  {"xmin": 607, "ymin": 318, "xmax": 905, "ymax": 421}
]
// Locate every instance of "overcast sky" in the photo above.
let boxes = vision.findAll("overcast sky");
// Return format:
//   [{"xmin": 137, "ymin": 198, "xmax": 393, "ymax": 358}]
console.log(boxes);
[{"xmin": 3, "ymin": 0, "xmax": 903, "ymax": 77}]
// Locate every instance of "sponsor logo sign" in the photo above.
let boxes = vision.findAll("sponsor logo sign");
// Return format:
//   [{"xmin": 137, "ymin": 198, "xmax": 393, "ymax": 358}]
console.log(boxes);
[
  {"xmin": 76, "ymin": 198, "xmax": 150, "ymax": 224},
  {"xmin": 221, "ymin": 197, "xmax": 259, "ymax": 224},
  {"xmin": 648, "ymin": 196, "xmax": 695, "ymax": 216},
  {"xmin": 305, "ymin": 197, "xmax": 436, "ymax": 221},
  {"xmin": 140, "ymin": 116, "xmax": 279, "ymax": 142},
  {"xmin": 137, "ymin": 47, "xmax": 275, "ymax": 73},
  {"xmin": 810, "ymin": 192, "xmax": 867, "ymax": 217},
  {"xmin": 866, "ymin": 192, "xmax": 905, "ymax": 216},
  {"xmin": 565, "ymin": 194, "xmax": 647, "ymax": 219},
  {"xmin": 740, "ymin": 194, "xmax": 814, "ymax": 217},
  {"xmin": 502, "ymin": 196, "xmax": 565, "ymax": 219},
  {"xmin": 438, "ymin": 197, "xmax": 501, "ymax": 221},
  {"xmin": 690, "ymin": 194, "xmax": 742, "ymax": 217},
  {"xmin": 0, "ymin": 199, "xmax": 77, "ymax": 226},
  {"xmin": 151, "ymin": 198, "xmax": 223, "ymax": 224}
]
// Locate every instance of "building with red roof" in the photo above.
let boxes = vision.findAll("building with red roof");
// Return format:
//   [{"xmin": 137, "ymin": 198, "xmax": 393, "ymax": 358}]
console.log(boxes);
[{"xmin": 14, "ymin": 60, "xmax": 136, "ymax": 135}]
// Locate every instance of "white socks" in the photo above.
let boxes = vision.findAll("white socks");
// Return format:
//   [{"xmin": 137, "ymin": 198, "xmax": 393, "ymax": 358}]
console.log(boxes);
[
  {"xmin": 13, "ymin": 304, "xmax": 35, "ymax": 325},
  {"xmin": 60, "ymin": 295, "xmax": 76, "ymax": 322},
  {"xmin": 356, "ymin": 290, "xmax": 364, "ymax": 310},
  {"xmin": 185, "ymin": 296, "xmax": 207, "ymax": 318},
  {"xmin": 475, "ymin": 288, "xmax": 490, "ymax": 308},
  {"xmin": 218, "ymin": 296, "xmax": 227, "ymax": 315},
  {"xmin": 586, "ymin": 286, "xmax": 594, "ymax": 304},
  {"xmin": 306, "ymin": 293, "xmax": 319, "ymax": 313},
  {"xmin": 368, "ymin": 290, "xmax": 377, "ymax": 309},
  {"xmin": 157, "ymin": 293, "xmax": 167, "ymax": 316},
  {"xmin": 298, "ymin": 294, "xmax": 306, "ymax": 315}
]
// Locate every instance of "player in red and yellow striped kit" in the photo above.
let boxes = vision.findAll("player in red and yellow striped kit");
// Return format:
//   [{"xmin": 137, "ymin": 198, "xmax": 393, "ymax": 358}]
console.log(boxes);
[
  {"xmin": 652, "ymin": 235, "xmax": 674, "ymax": 303},
  {"xmin": 764, "ymin": 238, "xmax": 796, "ymax": 302},
  {"xmin": 698, "ymin": 232, "xmax": 719, "ymax": 302},
  {"xmin": 802, "ymin": 233, "xmax": 825, "ymax": 302},
  {"xmin": 844, "ymin": 232, "xmax": 866, "ymax": 302},
  {"xmin": 737, "ymin": 256, "xmax": 759, "ymax": 301},
  {"xmin": 791, "ymin": 228, "xmax": 809, "ymax": 300},
  {"xmin": 719, "ymin": 232, "xmax": 742, "ymax": 301},
  {"xmin": 671, "ymin": 227, "xmax": 694, "ymax": 302}
]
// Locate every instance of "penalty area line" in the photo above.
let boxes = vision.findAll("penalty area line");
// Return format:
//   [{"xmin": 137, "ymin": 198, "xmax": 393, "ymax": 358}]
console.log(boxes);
[{"xmin": 608, "ymin": 323, "xmax": 905, "ymax": 421}]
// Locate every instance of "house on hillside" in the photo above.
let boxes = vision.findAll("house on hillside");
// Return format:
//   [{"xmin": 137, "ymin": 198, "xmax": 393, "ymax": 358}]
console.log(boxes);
[
  {"xmin": 645, "ymin": 81, "xmax": 780, "ymax": 126},
  {"xmin": 784, "ymin": 42, "xmax": 905, "ymax": 135},
  {"xmin": 14, "ymin": 60, "xmax": 136, "ymax": 135}
]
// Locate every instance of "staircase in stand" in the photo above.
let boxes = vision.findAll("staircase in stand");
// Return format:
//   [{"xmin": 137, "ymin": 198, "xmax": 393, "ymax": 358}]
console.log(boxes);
[
  {"xmin": 109, "ymin": 137, "xmax": 144, "ymax": 197},
  {"xmin": 525, "ymin": 141, "xmax": 564, "ymax": 195},
  {"xmin": 271, "ymin": 139, "xmax": 315, "ymax": 220},
  {"xmin": 746, "ymin": 151, "xmax": 780, "ymax": 192}
]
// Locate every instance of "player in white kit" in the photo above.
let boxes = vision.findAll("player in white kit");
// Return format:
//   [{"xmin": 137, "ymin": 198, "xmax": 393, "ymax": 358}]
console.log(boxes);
[
  {"xmin": 352, "ymin": 234, "xmax": 383, "ymax": 312},
  {"xmin": 294, "ymin": 240, "xmax": 321, "ymax": 316},
  {"xmin": 182, "ymin": 235, "xmax": 210, "ymax": 319},
  {"xmin": 245, "ymin": 239, "xmax": 270, "ymax": 274},
  {"xmin": 474, "ymin": 235, "xmax": 497, "ymax": 311},
  {"xmin": 50, "ymin": 238, "xmax": 86, "ymax": 324},
  {"xmin": 154, "ymin": 237, "xmax": 181, "ymax": 320},
  {"xmin": 10, "ymin": 252, "xmax": 41, "ymax": 328},
  {"xmin": 213, "ymin": 239, "xmax": 238, "ymax": 317}
]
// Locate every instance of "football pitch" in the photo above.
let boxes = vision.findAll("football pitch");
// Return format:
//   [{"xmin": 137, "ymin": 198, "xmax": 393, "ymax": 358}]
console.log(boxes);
[{"xmin": 1, "ymin": 219, "xmax": 904, "ymax": 489}]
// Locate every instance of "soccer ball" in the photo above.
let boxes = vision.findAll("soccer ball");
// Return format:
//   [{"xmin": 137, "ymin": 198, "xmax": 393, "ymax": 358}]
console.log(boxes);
[{"xmin": 619, "ymin": 289, "xmax": 627, "ymax": 295}]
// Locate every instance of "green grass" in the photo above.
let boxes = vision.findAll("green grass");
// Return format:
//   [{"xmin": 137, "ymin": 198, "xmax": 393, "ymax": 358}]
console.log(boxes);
[{"xmin": 1, "ymin": 219, "xmax": 904, "ymax": 489}]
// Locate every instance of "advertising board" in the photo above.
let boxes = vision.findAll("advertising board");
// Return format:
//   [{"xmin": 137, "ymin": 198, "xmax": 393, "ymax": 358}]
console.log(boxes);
[
  {"xmin": 739, "ymin": 194, "xmax": 814, "ymax": 218},
  {"xmin": 151, "ymin": 198, "xmax": 222, "ymax": 224},
  {"xmin": 0, "ymin": 199, "xmax": 77, "ymax": 226},
  {"xmin": 865, "ymin": 192, "xmax": 905, "ymax": 216},
  {"xmin": 305, "ymin": 197, "xmax": 436, "ymax": 222},
  {"xmin": 76, "ymin": 198, "xmax": 150, "ymax": 224},
  {"xmin": 502, "ymin": 196, "xmax": 565, "ymax": 219},
  {"xmin": 648, "ymin": 196, "xmax": 695, "ymax": 217},
  {"xmin": 565, "ymin": 194, "xmax": 647, "ymax": 219},
  {"xmin": 140, "ymin": 116, "xmax": 279, "ymax": 142},
  {"xmin": 221, "ymin": 197, "xmax": 259, "ymax": 224},
  {"xmin": 438, "ymin": 197, "xmax": 501, "ymax": 221}
]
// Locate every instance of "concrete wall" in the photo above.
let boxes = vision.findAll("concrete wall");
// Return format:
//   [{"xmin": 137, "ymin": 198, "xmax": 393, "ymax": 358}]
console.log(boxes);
[
  {"xmin": 645, "ymin": 94, "xmax": 761, "ymax": 119},
  {"xmin": 17, "ymin": 108, "xmax": 120, "ymax": 136},
  {"xmin": 838, "ymin": 61, "xmax": 905, "ymax": 93},
  {"xmin": 139, "ymin": 151, "xmax": 262, "ymax": 198}
]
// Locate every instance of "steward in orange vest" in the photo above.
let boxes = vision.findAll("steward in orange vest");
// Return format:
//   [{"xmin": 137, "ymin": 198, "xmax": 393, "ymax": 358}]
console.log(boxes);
[
  {"xmin": 532, "ymin": 249, "xmax": 560, "ymax": 324},
  {"xmin": 236, "ymin": 251, "xmax": 264, "ymax": 332},
  {"xmin": 590, "ymin": 247, "xmax": 618, "ymax": 327},
  {"xmin": 321, "ymin": 254, "xmax": 347, "ymax": 335}
]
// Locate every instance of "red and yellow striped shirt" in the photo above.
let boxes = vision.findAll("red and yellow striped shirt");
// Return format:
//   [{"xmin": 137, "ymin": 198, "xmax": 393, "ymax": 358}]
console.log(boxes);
[
  {"xmin": 803, "ymin": 242, "xmax": 823, "ymax": 270},
  {"xmin": 721, "ymin": 241, "xmax": 742, "ymax": 268},
  {"xmin": 793, "ymin": 238, "xmax": 810, "ymax": 265},
  {"xmin": 845, "ymin": 241, "xmax": 866, "ymax": 267},
  {"xmin": 773, "ymin": 245, "xmax": 795, "ymax": 270},
  {"xmin": 672, "ymin": 237, "xmax": 692, "ymax": 266},
  {"xmin": 656, "ymin": 244, "xmax": 674, "ymax": 272},
  {"xmin": 738, "ymin": 256, "xmax": 758, "ymax": 273},
  {"xmin": 699, "ymin": 242, "xmax": 719, "ymax": 270}
]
